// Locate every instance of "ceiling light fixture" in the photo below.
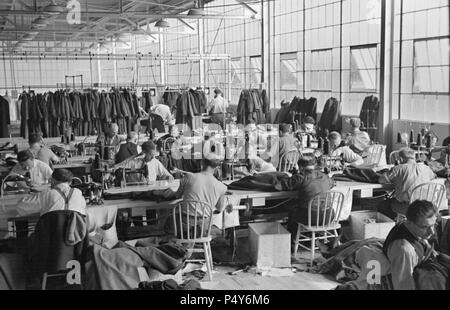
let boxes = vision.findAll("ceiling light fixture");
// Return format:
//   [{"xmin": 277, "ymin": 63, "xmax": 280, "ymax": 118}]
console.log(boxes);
[
  {"xmin": 44, "ymin": 1, "xmax": 65, "ymax": 15},
  {"xmin": 155, "ymin": 19, "xmax": 170, "ymax": 28},
  {"xmin": 188, "ymin": 0, "xmax": 204, "ymax": 16}
]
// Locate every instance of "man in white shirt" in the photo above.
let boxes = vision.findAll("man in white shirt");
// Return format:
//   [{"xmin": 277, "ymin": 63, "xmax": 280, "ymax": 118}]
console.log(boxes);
[
  {"xmin": 16, "ymin": 169, "xmax": 86, "ymax": 217},
  {"xmin": 114, "ymin": 140, "xmax": 173, "ymax": 184},
  {"xmin": 345, "ymin": 118, "xmax": 371, "ymax": 154},
  {"xmin": 328, "ymin": 131, "xmax": 364, "ymax": 167},
  {"xmin": 245, "ymin": 155, "xmax": 276, "ymax": 175},
  {"xmin": 379, "ymin": 147, "xmax": 436, "ymax": 217},
  {"xmin": 208, "ymin": 88, "xmax": 229, "ymax": 129},
  {"xmin": 151, "ymin": 101, "xmax": 175, "ymax": 127},
  {"xmin": 8, "ymin": 150, "xmax": 53, "ymax": 191}
]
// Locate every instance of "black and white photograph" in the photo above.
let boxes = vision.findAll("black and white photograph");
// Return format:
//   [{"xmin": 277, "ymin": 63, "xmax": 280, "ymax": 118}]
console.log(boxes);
[{"xmin": 0, "ymin": 0, "xmax": 448, "ymax": 295}]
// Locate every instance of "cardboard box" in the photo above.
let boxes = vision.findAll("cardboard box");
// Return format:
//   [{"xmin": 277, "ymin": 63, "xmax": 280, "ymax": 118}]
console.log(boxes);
[
  {"xmin": 350, "ymin": 211, "xmax": 395, "ymax": 240},
  {"xmin": 248, "ymin": 222, "xmax": 291, "ymax": 268}
]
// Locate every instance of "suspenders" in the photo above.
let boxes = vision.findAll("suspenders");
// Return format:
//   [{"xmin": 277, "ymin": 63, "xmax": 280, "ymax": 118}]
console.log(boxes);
[{"xmin": 52, "ymin": 187, "xmax": 75, "ymax": 210}]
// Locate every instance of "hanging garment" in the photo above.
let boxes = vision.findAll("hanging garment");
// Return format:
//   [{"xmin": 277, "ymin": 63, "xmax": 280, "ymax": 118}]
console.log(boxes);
[
  {"xmin": 359, "ymin": 95, "xmax": 380, "ymax": 141},
  {"xmin": 0, "ymin": 96, "xmax": 11, "ymax": 138},
  {"xmin": 274, "ymin": 100, "xmax": 292, "ymax": 124},
  {"xmin": 318, "ymin": 97, "xmax": 342, "ymax": 138},
  {"xmin": 19, "ymin": 93, "xmax": 29, "ymax": 139}
]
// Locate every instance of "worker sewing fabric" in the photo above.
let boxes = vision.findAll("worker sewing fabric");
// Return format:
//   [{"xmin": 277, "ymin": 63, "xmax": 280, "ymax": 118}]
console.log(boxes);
[
  {"xmin": 28, "ymin": 133, "xmax": 59, "ymax": 167},
  {"xmin": 328, "ymin": 131, "xmax": 364, "ymax": 167},
  {"xmin": 345, "ymin": 118, "xmax": 371, "ymax": 154},
  {"xmin": 15, "ymin": 169, "xmax": 86, "ymax": 217},
  {"xmin": 379, "ymin": 147, "xmax": 436, "ymax": 217},
  {"xmin": 114, "ymin": 140, "xmax": 173, "ymax": 184},
  {"xmin": 244, "ymin": 155, "xmax": 277, "ymax": 176},
  {"xmin": 8, "ymin": 150, "xmax": 53, "ymax": 191},
  {"xmin": 382, "ymin": 200, "xmax": 439, "ymax": 290}
]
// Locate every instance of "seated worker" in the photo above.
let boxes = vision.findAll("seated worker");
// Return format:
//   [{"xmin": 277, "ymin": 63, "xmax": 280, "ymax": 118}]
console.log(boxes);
[
  {"xmin": 244, "ymin": 155, "xmax": 277, "ymax": 176},
  {"xmin": 285, "ymin": 156, "xmax": 334, "ymax": 238},
  {"xmin": 97, "ymin": 123, "xmax": 123, "ymax": 160},
  {"xmin": 115, "ymin": 131, "xmax": 142, "ymax": 164},
  {"xmin": 382, "ymin": 200, "xmax": 439, "ymax": 290},
  {"xmin": 328, "ymin": 131, "xmax": 364, "ymax": 167},
  {"xmin": 114, "ymin": 140, "xmax": 173, "ymax": 184},
  {"xmin": 279, "ymin": 123, "xmax": 300, "ymax": 163},
  {"xmin": 15, "ymin": 169, "xmax": 86, "ymax": 217},
  {"xmin": 379, "ymin": 147, "xmax": 436, "ymax": 218},
  {"xmin": 300, "ymin": 116, "xmax": 317, "ymax": 137},
  {"xmin": 8, "ymin": 150, "xmax": 53, "ymax": 191},
  {"xmin": 208, "ymin": 88, "xmax": 229, "ymax": 129},
  {"xmin": 28, "ymin": 133, "xmax": 59, "ymax": 167},
  {"xmin": 150, "ymin": 100, "xmax": 175, "ymax": 129},
  {"xmin": 345, "ymin": 118, "xmax": 371, "ymax": 154}
]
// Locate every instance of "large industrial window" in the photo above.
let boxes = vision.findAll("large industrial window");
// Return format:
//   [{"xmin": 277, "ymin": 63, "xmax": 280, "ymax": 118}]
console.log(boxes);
[
  {"xmin": 350, "ymin": 45, "xmax": 378, "ymax": 91},
  {"xmin": 280, "ymin": 52, "xmax": 298, "ymax": 90},
  {"xmin": 231, "ymin": 58, "xmax": 242, "ymax": 85},
  {"xmin": 250, "ymin": 55, "xmax": 262, "ymax": 85},
  {"xmin": 311, "ymin": 49, "xmax": 332, "ymax": 91},
  {"xmin": 413, "ymin": 37, "xmax": 450, "ymax": 94}
]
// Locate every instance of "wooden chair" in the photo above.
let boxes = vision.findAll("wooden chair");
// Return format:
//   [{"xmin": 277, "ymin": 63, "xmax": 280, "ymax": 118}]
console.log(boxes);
[
  {"xmin": 293, "ymin": 191, "xmax": 345, "ymax": 265},
  {"xmin": 409, "ymin": 182, "xmax": 446, "ymax": 207},
  {"xmin": 172, "ymin": 200, "xmax": 214, "ymax": 281},
  {"xmin": 363, "ymin": 144, "xmax": 386, "ymax": 166},
  {"xmin": 389, "ymin": 150, "xmax": 401, "ymax": 165},
  {"xmin": 278, "ymin": 149, "xmax": 300, "ymax": 173}
]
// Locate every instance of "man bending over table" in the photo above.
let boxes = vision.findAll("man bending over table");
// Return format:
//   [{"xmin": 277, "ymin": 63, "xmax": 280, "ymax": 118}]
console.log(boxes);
[
  {"xmin": 15, "ymin": 169, "xmax": 86, "ymax": 217},
  {"xmin": 8, "ymin": 150, "xmax": 53, "ymax": 192},
  {"xmin": 328, "ymin": 131, "xmax": 364, "ymax": 167},
  {"xmin": 379, "ymin": 147, "xmax": 436, "ymax": 218}
]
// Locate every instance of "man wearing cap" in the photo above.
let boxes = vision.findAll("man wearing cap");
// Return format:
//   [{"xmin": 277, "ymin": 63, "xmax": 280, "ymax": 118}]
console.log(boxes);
[
  {"xmin": 15, "ymin": 169, "xmax": 86, "ymax": 217},
  {"xmin": 8, "ymin": 150, "xmax": 53, "ymax": 191},
  {"xmin": 379, "ymin": 147, "xmax": 436, "ymax": 218},
  {"xmin": 346, "ymin": 117, "xmax": 371, "ymax": 154}
]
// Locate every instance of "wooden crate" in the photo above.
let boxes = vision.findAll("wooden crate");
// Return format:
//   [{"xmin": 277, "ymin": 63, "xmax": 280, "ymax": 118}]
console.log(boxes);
[
  {"xmin": 350, "ymin": 211, "xmax": 395, "ymax": 240},
  {"xmin": 248, "ymin": 222, "xmax": 291, "ymax": 268}
]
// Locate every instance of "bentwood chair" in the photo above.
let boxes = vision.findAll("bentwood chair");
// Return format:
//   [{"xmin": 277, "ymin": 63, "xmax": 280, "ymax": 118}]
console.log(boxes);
[
  {"xmin": 172, "ymin": 200, "xmax": 214, "ymax": 281},
  {"xmin": 389, "ymin": 151, "xmax": 401, "ymax": 165},
  {"xmin": 363, "ymin": 144, "xmax": 386, "ymax": 167},
  {"xmin": 278, "ymin": 149, "xmax": 301, "ymax": 174},
  {"xmin": 409, "ymin": 182, "xmax": 446, "ymax": 208},
  {"xmin": 293, "ymin": 191, "xmax": 344, "ymax": 265}
]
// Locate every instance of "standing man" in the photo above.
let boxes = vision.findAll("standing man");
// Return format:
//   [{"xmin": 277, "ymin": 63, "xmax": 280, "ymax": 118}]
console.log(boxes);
[{"xmin": 208, "ymin": 88, "xmax": 229, "ymax": 129}]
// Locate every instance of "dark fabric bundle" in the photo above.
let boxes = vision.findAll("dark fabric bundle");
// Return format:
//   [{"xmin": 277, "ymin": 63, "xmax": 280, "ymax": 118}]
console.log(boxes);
[
  {"xmin": 332, "ymin": 167, "xmax": 388, "ymax": 184},
  {"xmin": 227, "ymin": 172, "xmax": 291, "ymax": 191},
  {"xmin": 138, "ymin": 279, "xmax": 202, "ymax": 290}
]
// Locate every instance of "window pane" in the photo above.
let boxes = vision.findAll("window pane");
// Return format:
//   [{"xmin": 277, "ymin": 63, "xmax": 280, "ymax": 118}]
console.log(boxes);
[
  {"xmin": 231, "ymin": 58, "xmax": 242, "ymax": 84},
  {"xmin": 250, "ymin": 56, "xmax": 262, "ymax": 84},
  {"xmin": 350, "ymin": 45, "xmax": 378, "ymax": 90},
  {"xmin": 413, "ymin": 38, "xmax": 449, "ymax": 93},
  {"xmin": 280, "ymin": 53, "xmax": 297, "ymax": 90}
]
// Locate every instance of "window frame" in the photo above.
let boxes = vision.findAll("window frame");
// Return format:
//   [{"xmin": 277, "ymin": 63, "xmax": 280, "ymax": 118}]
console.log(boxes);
[
  {"xmin": 349, "ymin": 44, "xmax": 379, "ymax": 92},
  {"xmin": 311, "ymin": 48, "xmax": 333, "ymax": 92},
  {"xmin": 249, "ymin": 55, "xmax": 262, "ymax": 85},
  {"xmin": 280, "ymin": 52, "xmax": 299, "ymax": 91},
  {"xmin": 412, "ymin": 36, "xmax": 450, "ymax": 95}
]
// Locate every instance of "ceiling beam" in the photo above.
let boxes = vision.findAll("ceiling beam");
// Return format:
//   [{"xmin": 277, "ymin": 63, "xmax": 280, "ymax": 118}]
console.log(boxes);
[{"xmin": 0, "ymin": 10, "xmax": 257, "ymax": 20}]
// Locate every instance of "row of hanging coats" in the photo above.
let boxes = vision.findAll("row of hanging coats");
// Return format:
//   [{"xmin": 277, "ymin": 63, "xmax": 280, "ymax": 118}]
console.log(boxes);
[
  {"xmin": 274, "ymin": 97, "xmax": 317, "ymax": 125},
  {"xmin": 19, "ymin": 89, "xmax": 142, "ymax": 139}
]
